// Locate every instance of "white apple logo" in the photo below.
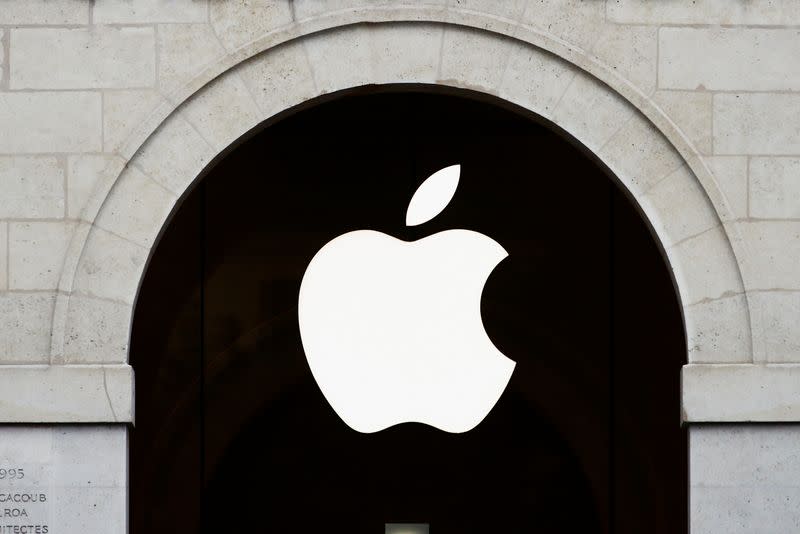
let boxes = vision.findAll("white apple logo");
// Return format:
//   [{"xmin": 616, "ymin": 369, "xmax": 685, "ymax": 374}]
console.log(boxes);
[{"xmin": 298, "ymin": 164, "xmax": 515, "ymax": 433}]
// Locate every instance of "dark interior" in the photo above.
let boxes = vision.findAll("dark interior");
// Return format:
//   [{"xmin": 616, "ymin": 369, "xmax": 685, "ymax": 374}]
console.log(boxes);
[{"xmin": 130, "ymin": 86, "xmax": 687, "ymax": 534}]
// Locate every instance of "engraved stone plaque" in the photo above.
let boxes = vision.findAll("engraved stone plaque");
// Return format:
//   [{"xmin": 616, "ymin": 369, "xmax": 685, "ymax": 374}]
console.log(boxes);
[{"xmin": 0, "ymin": 426, "xmax": 127, "ymax": 534}]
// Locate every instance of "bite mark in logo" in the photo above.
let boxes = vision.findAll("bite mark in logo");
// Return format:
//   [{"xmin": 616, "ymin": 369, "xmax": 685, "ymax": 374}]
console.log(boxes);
[{"xmin": 298, "ymin": 165, "xmax": 515, "ymax": 433}]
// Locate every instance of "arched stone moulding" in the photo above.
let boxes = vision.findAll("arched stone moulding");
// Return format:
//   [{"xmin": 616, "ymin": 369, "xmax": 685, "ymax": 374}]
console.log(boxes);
[{"xmin": 44, "ymin": 12, "xmax": 771, "ymax": 423}]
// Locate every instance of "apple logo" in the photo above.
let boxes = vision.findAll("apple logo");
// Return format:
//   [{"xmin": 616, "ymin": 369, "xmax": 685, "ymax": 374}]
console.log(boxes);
[{"xmin": 298, "ymin": 164, "xmax": 515, "ymax": 433}]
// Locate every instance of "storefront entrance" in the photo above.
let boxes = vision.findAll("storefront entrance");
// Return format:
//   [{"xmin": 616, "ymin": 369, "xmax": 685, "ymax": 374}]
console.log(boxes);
[{"xmin": 130, "ymin": 87, "xmax": 686, "ymax": 534}]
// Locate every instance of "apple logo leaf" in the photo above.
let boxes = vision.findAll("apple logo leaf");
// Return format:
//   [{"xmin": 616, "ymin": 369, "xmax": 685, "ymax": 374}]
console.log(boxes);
[{"xmin": 405, "ymin": 164, "xmax": 460, "ymax": 227}]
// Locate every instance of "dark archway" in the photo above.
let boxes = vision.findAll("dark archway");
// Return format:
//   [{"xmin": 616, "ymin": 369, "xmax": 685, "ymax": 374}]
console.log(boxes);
[{"xmin": 130, "ymin": 86, "xmax": 686, "ymax": 534}]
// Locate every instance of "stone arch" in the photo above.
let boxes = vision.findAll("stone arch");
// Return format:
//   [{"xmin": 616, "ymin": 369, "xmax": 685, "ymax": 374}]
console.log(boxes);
[{"xmin": 52, "ymin": 16, "xmax": 752, "ymax": 380}]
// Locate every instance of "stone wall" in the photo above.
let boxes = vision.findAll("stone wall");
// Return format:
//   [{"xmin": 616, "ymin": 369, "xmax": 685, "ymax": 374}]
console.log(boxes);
[{"xmin": 0, "ymin": 1, "xmax": 799, "ymax": 532}]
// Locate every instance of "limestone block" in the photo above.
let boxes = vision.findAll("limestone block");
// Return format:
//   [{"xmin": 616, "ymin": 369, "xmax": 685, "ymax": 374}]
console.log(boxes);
[
  {"xmin": 0, "ymin": 30, "xmax": 5, "ymax": 87},
  {"xmin": 94, "ymin": 0, "xmax": 207, "ymax": 23},
  {"xmin": 93, "ymin": 166, "xmax": 177, "ymax": 248},
  {"xmin": 9, "ymin": 222, "xmax": 75, "ymax": 291},
  {"xmin": 0, "ymin": 222, "xmax": 7, "ymax": 291},
  {"xmin": 72, "ymin": 228, "xmax": 148, "ymax": 304},
  {"xmin": 653, "ymin": 90, "xmax": 713, "ymax": 154},
  {"xmin": 640, "ymin": 165, "xmax": 719, "ymax": 247},
  {"xmin": 603, "ymin": 113, "xmax": 685, "ymax": 196},
  {"xmin": 705, "ymin": 156, "xmax": 748, "ymax": 220},
  {"xmin": 0, "ymin": 292, "xmax": 55, "ymax": 364},
  {"xmin": 10, "ymin": 27, "xmax": 155, "ymax": 90},
  {"xmin": 749, "ymin": 291, "xmax": 800, "ymax": 363},
  {"xmin": 210, "ymin": 0, "xmax": 294, "ymax": 52},
  {"xmin": 660, "ymin": 28, "xmax": 800, "ymax": 92},
  {"xmin": 238, "ymin": 40, "xmax": 317, "ymax": 117},
  {"xmin": 690, "ymin": 425, "xmax": 800, "ymax": 533},
  {"xmin": 682, "ymin": 364, "xmax": 800, "ymax": 421},
  {"xmin": 498, "ymin": 42, "xmax": 576, "ymax": 119},
  {"xmin": 551, "ymin": 71, "xmax": 636, "ymax": 153},
  {"xmin": 0, "ymin": 367, "xmax": 132, "ymax": 422},
  {"xmin": 158, "ymin": 24, "xmax": 227, "ymax": 95},
  {"xmin": 609, "ymin": 0, "xmax": 800, "ymax": 25},
  {"xmin": 692, "ymin": 425, "xmax": 800, "ymax": 486},
  {"xmin": 0, "ymin": 426, "xmax": 127, "ymax": 533},
  {"xmin": 303, "ymin": 25, "xmax": 375, "ymax": 93},
  {"xmin": 520, "ymin": 0, "xmax": 606, "ymax": 51},
  {"xmin": 684, "ymin": 294, "xmax": 751, "ymax": 363},
  {"xmin": 750, "ymin": 157, "xmax": 800, "ymax": 219},
  {"xmin": 0, "ymin": 0, "xmax": 88, "ymax": 24},
  {"xmin": 179, "ymin": 74, "xmax": 262, "ymax": 151},
  {"xmin": 67, "ymin": 155, "xmax": 127, "ymax": 222},
  {"xmin": 439, "ymin": 26, "xmax": 516, "ymax": 93},
  {"xmin": 293, "ymin": 0, "xmax": 445, "ymax": 20},
  {"xmin": 103, "ymin": 89, "xmax": 167, "ymax": 154},
  {"xmin": 591, "ymin": 24, "xmax": 658, "ymax": 96},
  {"xmin": 447, "ymin": 0, "xmax": 526, "ymax": 19},
  {"xmin": 669, "ymin": 226, "xmax": 743, "ymax": 304},
  {"xmin": 0, "ymin": 92, "xmax": 101, "ymax": 153},
  {"xmin": 0, "ymin": 157, "xmax": 64, "ymax": 218},
  {"xmin": 714, "ymin": 93, "xmax": 800, "ymax": 155},
  {"xmin": 368, "ymin": 23, "xmax": 442, "ymax": 85},
  {"xmin": 134, "ymin": 114, "xmax": 215, "ymax": 196},
  {"xmin": 63, "ymin": 296, "xmax": 132, "ymax": 364},
  {"xmin": 735, "ymin": 221, "xmax": 800, "ymax": 291}
]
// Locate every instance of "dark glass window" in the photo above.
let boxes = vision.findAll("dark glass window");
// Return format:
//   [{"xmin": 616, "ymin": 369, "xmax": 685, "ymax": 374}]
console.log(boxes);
[{"xmin": 131, "ymin": 87, "xmax": 687, "ymax": 534}]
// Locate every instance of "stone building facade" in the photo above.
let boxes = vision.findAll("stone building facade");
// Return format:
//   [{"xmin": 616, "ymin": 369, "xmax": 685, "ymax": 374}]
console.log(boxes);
[{"xmin": 0, "ymin": 1, "xmax": 799, "ymax": 532}]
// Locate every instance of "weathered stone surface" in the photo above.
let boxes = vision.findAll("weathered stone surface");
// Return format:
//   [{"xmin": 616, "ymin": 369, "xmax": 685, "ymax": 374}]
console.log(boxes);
[
  {"xmin": 714, "ymin": 93, "xmax": 800, "ymax": 155},
  {"xmin": 0, "ymin": 367, "xmax": 132, "ymax": 422},
  {"xmin": 72, "ymin": 228, "xmax": 149, "ymax": 304},
  {"xmin": 735, "ymin": 221, "xmax": 800, "ymax": 291},
  {"xmin": 684, "ymin": 294, "xmax": 751, "ymax": 363},
  {"xmin": 669, "ymin": 226, "xmax": 743, "ymax": 304},
  {"xmin": 640, "ymin": 164, "xmax": 719, "ymax": 247},
  {"xmin": 690, "ymin": 425, "xmax": 800, "ymax": 532},
  {"xmin": 498, "ymin": 42, "xmax": 576, "ymax": 119},
  {"xmin": 369, "ymin": 23, "xmax": 442, "ymax": 85},
  {"xmin": 210, "ymin": 0, "xmax": 294, "ymax": 52},
  {"xmin": 591, "ymin": 23, "xmax": 658, "ymax": 95},
  {"xmin": 750, "ymin": 291, "xmax": 800, "ymax": 363},
  {"xmin": 0, "ymin": 292, "xmax": 55, "ymax": 364},
  {"xmin": 705, "ymin": 156, "xmax": 748, "ymax": 220},
  {"xmin": 660, "ymin": 28, "xmax": 800, "ymax": 92},
  {"xmin": 238, "ymin": 40, "xmax": 317, "ymax": 117},
  {"xmin": 750, "ymin": 157, "xmax": 800, "ymax": 219},
  {"xmin": 683, "ymin": 365, "xmax": 800, "ymax": 421},
  {"xmin": 9, "ymin": 222, "xmax": 75, "ymax": 291},
  {"xmin": 0, "ymin": 0, "xmax": 88, "ymax": 24},
  {"xmin": 94, "ymin": 0, "xmax": 207, "ymax": 23},
  {"xmin": 93, "ymin": 166, "xmax": 177, "ymax": 248},
  {"xmin": 603, "ymin": 113, "xmax": 685, "ymax": 196},
  {"xmin": 0, "ymin": 222, "xmax": 7, "ymax": 291},
  {"xmin": 158, "ymin": 24, "xmax": 226, "ymax": 94},
  {"xmin": 0, "ymin": 92, "xmax": 101, "ymax": 153},
  {"xmin": 551, "ymin": 71, "xmax": 636, "ymax": 153},
  {"xmin": 63, "ymin": 296, "xmax": 132, "ymax": 364},
  {"xmin": 293, "ymin": 0, "xmax": 445, "ymax": 20},
  {"xmin": 179, "ymin": 74, "xmax": 262, "ymax": 151},
  {"xmin": 67, "ymin": 155, "xmax": 127, "ymax": 222},
  {"xmin": 0, "ymin": 157, "xmax": 64, "ymax": 218},
  {"xmin": 609, "ymin": 0, "xmax": 800, "ymax": 26},
  {"xmin": 439, "ymin": 26, "xmax": 514, "ymax": 93},
  {"xmin": 103, "ymin": 89, "xmax": 166, "ymax": 154},
  {"xmin": 520, "ymin": 0, "xmax": 606, "ymax": 51},
  {"xmin": 653, "ymin": 90, "xmax": 713, "ymax": 154},
  {"xmin": 303, "ymin": 25, "xmax": 375, "ymax": 92},
  {"xmin": 134, "ymin": 114, "xmax": 215, "ymax": 195},
  {"xmin": 10, "ymin": 27, "xmax": 155, "ymax": 90}
]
